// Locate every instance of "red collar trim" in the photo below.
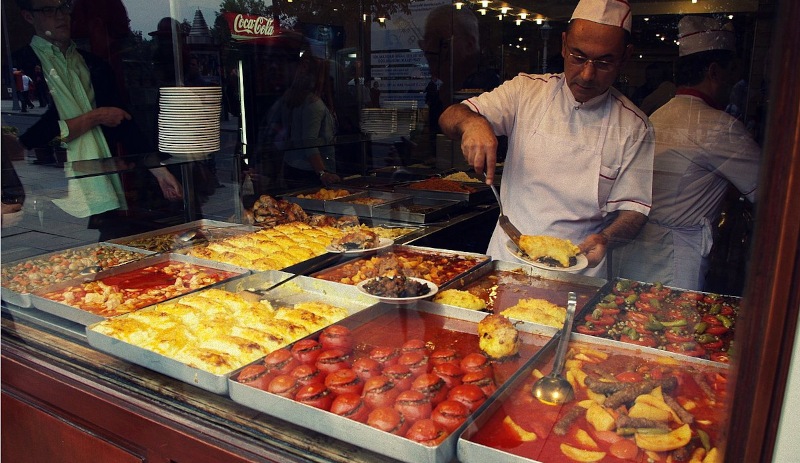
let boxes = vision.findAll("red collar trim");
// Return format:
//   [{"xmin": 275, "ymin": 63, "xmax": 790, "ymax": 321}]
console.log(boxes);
[{"xmin": 676, "ymin": 88, "xmax": 724, "ymax": 110}]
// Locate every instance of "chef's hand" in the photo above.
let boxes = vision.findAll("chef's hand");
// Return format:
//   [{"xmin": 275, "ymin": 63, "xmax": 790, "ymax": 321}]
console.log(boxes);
[
  {"xmin": 582, "ymin": 211, "xmax": 647, "ymax": 267},
  {"xmin": 2, "ymin": 202, "xmax": 23, "ymax": 228},
  {"xmin": 149, "ymin": 167, "xmax": 183, "ymax": 201},
  {"xmin": 320, "ymin": 171, "xmax": 341, "ymax": 187},
  {"xmin": 579, "ymin": 233, "xmax": 609, "ymax": 268},
  {"xmin": 439, "ymin": 104, "xmax": 498, "ymax": 184},
  {"xmin": 460, "ymin": 119, "xmax": 498, "ymax": 184}
]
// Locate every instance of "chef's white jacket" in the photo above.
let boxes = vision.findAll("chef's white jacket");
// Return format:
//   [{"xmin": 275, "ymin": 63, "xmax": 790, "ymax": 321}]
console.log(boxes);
[{"xmin": 463, "ymin": 73, "xmax": 654, "ymax": 276}]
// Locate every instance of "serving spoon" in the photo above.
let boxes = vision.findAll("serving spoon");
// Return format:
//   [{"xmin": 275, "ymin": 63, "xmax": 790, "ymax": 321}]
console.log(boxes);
[{"xmin": 531, "ymin": 291, "xmax": 577, "ymax": 405}]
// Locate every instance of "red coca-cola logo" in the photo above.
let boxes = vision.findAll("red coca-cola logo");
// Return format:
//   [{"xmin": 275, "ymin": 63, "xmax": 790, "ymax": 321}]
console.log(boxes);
[{"xmin": 225, "ymin": 12, "xmax": 279, "ymax": 39}]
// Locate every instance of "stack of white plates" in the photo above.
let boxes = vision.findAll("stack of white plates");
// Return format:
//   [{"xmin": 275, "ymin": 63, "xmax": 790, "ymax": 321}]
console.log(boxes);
[
  {"xmin": 158, "ymin": 87, "xmax": 222, "ymax": 155},
  {"xmin": 360, "ymin": 108, "xmax": 398, "ymax": 134}
]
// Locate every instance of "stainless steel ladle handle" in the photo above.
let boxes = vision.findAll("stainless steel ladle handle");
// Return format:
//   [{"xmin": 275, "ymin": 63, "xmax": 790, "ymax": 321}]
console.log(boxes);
[{"xmin": 551, "ymin": 292, "xmax": 577, "ymax": 377}]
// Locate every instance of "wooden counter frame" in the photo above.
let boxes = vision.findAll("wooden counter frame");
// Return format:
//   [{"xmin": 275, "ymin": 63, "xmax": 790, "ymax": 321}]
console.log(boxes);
[
  {"xmin": 2, "ymin": 3, "xmax": 800, "ymax": 462},
  {"xmin": 726, "ymin": 1, "xmax": 800, "ymax": 461},
  {"xmin": 1, "ymin": 317, "xmax": 399, "ymax": 463}
]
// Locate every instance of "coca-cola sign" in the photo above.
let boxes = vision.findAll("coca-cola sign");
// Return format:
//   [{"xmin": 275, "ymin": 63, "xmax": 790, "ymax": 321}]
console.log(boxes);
[{"xmin": 224, "ymin": 12, "xmax": 280, "ymax": 40}]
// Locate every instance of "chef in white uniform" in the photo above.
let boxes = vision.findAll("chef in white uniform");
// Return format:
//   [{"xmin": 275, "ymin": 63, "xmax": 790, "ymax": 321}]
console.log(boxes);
[
  {"xmin": 615, "ymin": 17, "xmax": 760, "ymax": 290},
  {"xmin": 439, "ymin": 0, "xmax": 654, "ymax": 277}
]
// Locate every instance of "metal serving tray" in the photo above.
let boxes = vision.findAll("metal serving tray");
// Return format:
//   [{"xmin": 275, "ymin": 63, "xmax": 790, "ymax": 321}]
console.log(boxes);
[
  {"xmin": 575, "ymin": 277, "xmax": 740, "ymax": 362},
  {"xmin": 311, "ymin": 244, "xmax": 491, "ymax": 288},
  {"xmin": 215, "ymin": 271, "xmax": 379, "ymax": 309},
  {"xmin": 228, "ymin": 300, "xmax": 556, "ymax": 463},
  {"xmin": 29, "ymin": 253, "xmax": 250, "ymax": 326},
  {"xmin": 85, "ymin": 273, "xmax": 374, "ymax": 395},
  {"xmin": 371, "ymin": 197, "xmax": 467, "ymax": 224},
  {"xmin": 280, "ymin": 187, "xmax": 362, "ymax": 212},
  {"xmin": 324, "ymin": 190, "xmax": 411, "ymax": 217},
  {"xmin": 371, "ymin": 165, "xmax": 441, "ymax": 181},
  {"xmin": 457, "ymin": 333, "xmax": 728, "ymax": 463},
  {"xmin": 395, "ymin": 180, "xmax": 494, "ymax": 205},
  {"xmin": 1, "ymin": 242, "xmax": 154, "ymax": 308},
  {"xmin": 108, "ymin": 219, "xmax": 257, "ymax": 254},
  {"xmin": 333, "ymin": 175, "xmax": 396, "ymax": 190},
  {"xmin": 438, "ymin": 260, "xmax": 606, "ymax": 315}
]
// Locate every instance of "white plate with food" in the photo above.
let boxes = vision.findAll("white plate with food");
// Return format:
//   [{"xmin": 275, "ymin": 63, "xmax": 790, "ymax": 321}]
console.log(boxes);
[
  {"xmin": 505, "ymin": 239, "xmax": 588, "ymax": 272},
  {"xmin": 325, "ymin": 228, "xmax": 394, "ymax": 254},
  {"xmin": 356, "ymin": 276, "xmax": 439, "ymax": 304}
]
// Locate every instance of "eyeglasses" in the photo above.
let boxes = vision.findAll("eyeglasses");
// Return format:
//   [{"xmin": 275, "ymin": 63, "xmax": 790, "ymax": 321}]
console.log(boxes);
[
  {"xmin": 29, "ymin": 1, "xmax": 73, "ymax": 17},
  {"xmin": 566, "ymin": 48, "xmax": 617, "ymax": 72}
]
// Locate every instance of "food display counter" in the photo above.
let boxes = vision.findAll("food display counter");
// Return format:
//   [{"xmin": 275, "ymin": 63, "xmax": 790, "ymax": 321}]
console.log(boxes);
[
  {"xmin": 2, "ymin": 223, "xmax": 737, "ymax": 463},
  {"xmin": 1, "ymin": 313, "xmax": 402, "ymax": 463}
]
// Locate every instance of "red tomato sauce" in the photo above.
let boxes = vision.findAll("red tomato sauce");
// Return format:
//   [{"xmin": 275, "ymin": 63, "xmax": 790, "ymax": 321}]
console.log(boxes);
[
  {"xmin": 468, "ymin": 344, "xmax": 729, "ymax": 463},
  {"xmin": 40, "ymin": 261, "xmax": 240, "ymax": 317}
]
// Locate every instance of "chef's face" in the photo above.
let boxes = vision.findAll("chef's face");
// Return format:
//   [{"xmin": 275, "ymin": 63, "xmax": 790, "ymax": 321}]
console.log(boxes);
[
  {"xmin": 562, "ymin": 19, "xmax": 631, "ymax": 103},
  {"xmin": 22, "ymin": 0, "xmax": 73, "ymax": 47}
]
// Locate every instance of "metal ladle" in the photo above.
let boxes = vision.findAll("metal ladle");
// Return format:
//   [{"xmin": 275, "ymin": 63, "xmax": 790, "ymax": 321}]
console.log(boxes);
[
  {"xmin": 531, "ymin": 292, "xmax": 577, "ymax": 405},
  {"xmin": 79, "ymin": 265, "xmax": 103, "ymax": 275},
  {"xmin": 175, "ymin": 228, "xmax": 207, "ymax": 243}
]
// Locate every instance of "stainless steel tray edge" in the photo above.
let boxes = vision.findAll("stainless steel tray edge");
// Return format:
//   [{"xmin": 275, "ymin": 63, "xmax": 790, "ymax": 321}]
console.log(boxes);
[
  {"xmin": 440, "ymin": 259, "xmax": 607, "ymax": 293},
  {"xmin": 1, "ymin": 242, "xmax": 156, "ymax": 308},
  {"xmin": 371, "ymin": 197, "xmax": 466, "ymax": 224},
  {"xmin": 28, "ymin": 253, "xmax": 251, "ymax": 326},
  {"xmin": 324, "ymin": 191, "xmax": 412, "ymax": 218},
  {"xmin": 456, "ymin": 331, "xmax": 728, "ymax": 463},
  {"xmin": 216, "ymin": 272, "xmax": 379, "ymax": 311},
  {"xmin": 395, "ymin": 182, "xmax": 493, "ymax": 205},
  {"xmin": 107, "ymin": 219, "xmax": 256, "ymax": 251},
  {"xmin": 228, "ymin": 300, "xmax": 558, "ymax": 463},
  {"xmin": 281, "ymin": 188, "xmax": 364, "ymax": 213},
  {"xmin": 310, "ymin": 244, "xmax": 491, "ymax": 287},
  {"xmin": 85, "ymin": 327, "xmax": 231, "ymax": 394},
  {"xmin": 227, "ymin": 380, "xmax": 456, "ymax": 463}
]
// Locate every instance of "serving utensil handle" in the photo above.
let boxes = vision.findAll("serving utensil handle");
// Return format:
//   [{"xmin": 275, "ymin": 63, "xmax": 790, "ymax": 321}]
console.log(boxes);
[{"xmin": 551, "ymin": 292, "xmax": 577, "ymax": 376}]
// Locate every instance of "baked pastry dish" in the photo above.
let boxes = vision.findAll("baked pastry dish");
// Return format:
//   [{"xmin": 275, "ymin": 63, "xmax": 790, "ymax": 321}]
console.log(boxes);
[
  {"xmin": 187, "ymin": 222, "xmax": 342, "ymax": 270},
  {"xmin": 518, "ymin": 235, "xmax": 581, "ymax": 268},
  {"xmin": 91, "ymin": 288, "xmax": 349, "ymax": 375},
  {"xmin": 500, "ymin": 298, "xmax": 566, "ymax": 328},
  {"xmin": 433, "ymin": 289, "xmax": 487, "ymax": 311}
]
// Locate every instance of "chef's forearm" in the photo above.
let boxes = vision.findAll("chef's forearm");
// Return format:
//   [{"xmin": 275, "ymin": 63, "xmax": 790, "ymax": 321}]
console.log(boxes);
[
  {"xmin": 439, "ymin": 103, "xmax": 481, "ymax": 139},
  {"xmin": 600, "ymin": 210, "xmax": 648, "ymax": 247}
]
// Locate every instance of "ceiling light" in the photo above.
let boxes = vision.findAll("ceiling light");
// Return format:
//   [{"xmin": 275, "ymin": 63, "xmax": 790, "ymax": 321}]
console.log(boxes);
[
  {"xmin": 501, "ymin": 7, "xmax": 510, "ymax": 14},
  {"xmin": 536, "ymin": 18, "xmax": 543, "ymax": 25},
  {"xmin": 515, "ymin": 19, "xmax": 522, "ymax": 25},
  {"xmin": 519, "ymin": 13, "xmax": 528, "ymax": 20},
  {"xmin": 478, "ymin": 8, "xmax": 486, "ymax": 15},
  {"xmin": 480, "ymin": 0, "xmax": 490, "ymax": 7},
  {"xmin": 728, "ymin": 14, "xmax": 734, "ymax": 19},
  {"xmin": 498, "ymin": 14, "xmax": 503, "ymax": 20},
  {"xmin": 454, "ymin": 1, "xmax": 463, "ymax": 9}
]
